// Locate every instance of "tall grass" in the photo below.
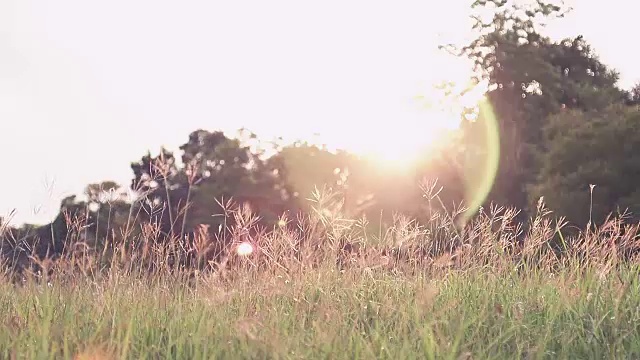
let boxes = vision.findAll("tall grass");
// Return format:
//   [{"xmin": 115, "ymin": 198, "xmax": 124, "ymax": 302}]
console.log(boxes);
[{"xmin": 1, "ymin": 186, "xmax": 640, "ymax": 359}]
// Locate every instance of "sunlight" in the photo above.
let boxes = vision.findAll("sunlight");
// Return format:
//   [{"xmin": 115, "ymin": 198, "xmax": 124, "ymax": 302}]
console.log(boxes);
[
  {"xmin": 342, "ymin": 79, "xmax": 488, "ymax": 169},
  {"xmin": 359, "ymin": 109, "xmax": 462, "ymax": 168}
]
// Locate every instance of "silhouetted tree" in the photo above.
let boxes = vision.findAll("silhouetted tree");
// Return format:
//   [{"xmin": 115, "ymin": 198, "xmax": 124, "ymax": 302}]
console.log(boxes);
[
  {"xmin": 447, "ymin": 0, "xmax": 627, "ymax": 214},
  {"xmin": 531, "ymin": 104, "xmax": 640, "ymax": 227}
]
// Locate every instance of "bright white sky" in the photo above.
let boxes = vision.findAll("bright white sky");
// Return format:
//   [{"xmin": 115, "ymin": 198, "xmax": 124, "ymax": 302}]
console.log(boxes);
[{"xmin": 1, "ymin": 0, "xmax": 638, "ymax": 226}]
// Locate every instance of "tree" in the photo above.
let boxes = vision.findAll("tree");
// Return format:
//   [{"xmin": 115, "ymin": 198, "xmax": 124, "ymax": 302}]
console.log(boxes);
[
  {"xmin": 129, "ymin": 129, "xmax": 299, "ymax": 242},
  {"xmin": 531, "ymin": 105, "xmax": 640, "ymax": 227},
  {"xmin": 177, "ymin": 129, "xmax": 295, "ymax": 233},
  {"xmin": 272, "ymin": 143, "xmax": 349, "ymax": 203},
  {"xmin": 447, "ymin": 0, "xmax": 627, "ymax": 214}
]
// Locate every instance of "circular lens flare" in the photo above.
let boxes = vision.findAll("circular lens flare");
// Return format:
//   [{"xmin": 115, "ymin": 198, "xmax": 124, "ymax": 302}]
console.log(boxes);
[{"xmin": 236, "ymin": 242, "xmax": 254, "ymax": 256}]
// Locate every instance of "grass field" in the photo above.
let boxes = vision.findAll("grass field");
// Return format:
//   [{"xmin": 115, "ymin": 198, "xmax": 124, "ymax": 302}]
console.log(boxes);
[{"xmin": 2, "ymin": 195, "xmax": 640, "ymax": 359}]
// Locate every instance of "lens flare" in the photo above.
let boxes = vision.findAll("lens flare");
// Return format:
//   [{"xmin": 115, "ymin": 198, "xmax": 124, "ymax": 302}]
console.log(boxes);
[
  {"xmin": 236, "ymin": 242, "xmax": 254, "ymax": 256},
  {"xmin": 458, "ymin": 97, "xmax": 500, "ymax": 227}
]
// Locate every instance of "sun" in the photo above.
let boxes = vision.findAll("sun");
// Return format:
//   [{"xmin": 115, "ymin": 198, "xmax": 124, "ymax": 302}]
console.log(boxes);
[
  {"xmin": 360, "ymin": 109, "xmax": 462, "ymax": 168},
  {"xmin": 342, "ymin": 77, "xmax": 488, "ymax": 169},
  {"xmin": 351, "ymin": 87, "xmax": 482, "ymax": 168},
  {"xmin": 285, "ymin": 75, "xmax": 487, "ymax": 169}
]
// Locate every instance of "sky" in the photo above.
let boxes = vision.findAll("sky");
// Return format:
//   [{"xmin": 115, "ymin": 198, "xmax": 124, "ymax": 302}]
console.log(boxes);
[{"xmin": 1, "ymin": 0, "xmax": 638, "ymax": 226}]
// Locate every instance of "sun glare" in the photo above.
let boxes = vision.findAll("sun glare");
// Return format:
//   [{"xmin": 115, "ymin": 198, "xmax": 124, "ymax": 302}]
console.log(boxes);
[
  {"xmin": 360, "ymin": 109, "xmax": 462, "ymax": 168},
  {"xmin": 273, "ymin": 59, "xmax": 486, "ymax": 171},
  {"xmin": 351, "ymin": 81, "xmax": 486, "ymax": 169}
]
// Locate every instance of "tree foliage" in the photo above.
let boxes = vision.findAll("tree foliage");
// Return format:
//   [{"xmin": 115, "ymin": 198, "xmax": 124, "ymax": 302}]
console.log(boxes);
[
  {"xmin": 451, "ymin": 0, "xmax": 627, "ymax": 213},
  {"xmin": 531, "ymin": 105, "xmax": 640, "ymax": 227}
]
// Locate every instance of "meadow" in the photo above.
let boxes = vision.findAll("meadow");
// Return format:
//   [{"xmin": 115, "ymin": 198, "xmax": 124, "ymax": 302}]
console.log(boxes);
[{"xmin": 1, "ymin": 191, "xmax": 640, "ymax": 359}]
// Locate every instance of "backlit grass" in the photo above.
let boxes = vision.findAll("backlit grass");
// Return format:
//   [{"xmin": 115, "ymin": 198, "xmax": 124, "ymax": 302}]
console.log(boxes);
[{"xmin": 2, "ymin": 190, "xmax": 640, "ymax": 359}]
